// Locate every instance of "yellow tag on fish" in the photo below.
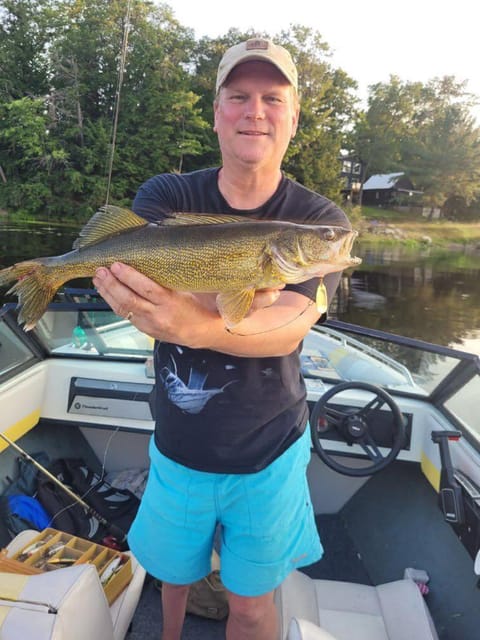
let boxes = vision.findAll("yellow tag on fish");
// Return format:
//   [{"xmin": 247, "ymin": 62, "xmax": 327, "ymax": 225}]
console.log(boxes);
[{"xmin": 316, "ymin": 282, "xmax": 328, "ymax": 315}]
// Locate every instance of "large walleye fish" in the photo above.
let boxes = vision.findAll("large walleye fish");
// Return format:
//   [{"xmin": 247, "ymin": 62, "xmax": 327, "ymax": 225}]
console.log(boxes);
[{"xmin": 0, "ymin": 205, "xmax": 361, "ymax": 330}]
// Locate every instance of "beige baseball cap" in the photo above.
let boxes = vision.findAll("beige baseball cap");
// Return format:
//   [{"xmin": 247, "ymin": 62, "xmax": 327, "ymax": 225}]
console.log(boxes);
[{"xmin": 216, "ymin": 38, "xmax": 298, "ymax": 94}]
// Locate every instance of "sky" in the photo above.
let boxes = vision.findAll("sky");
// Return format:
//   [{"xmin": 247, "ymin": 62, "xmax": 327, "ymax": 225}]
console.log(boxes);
[{"xmin": 164, "ymin": 0, "xmax": 479, "ymax": 119}]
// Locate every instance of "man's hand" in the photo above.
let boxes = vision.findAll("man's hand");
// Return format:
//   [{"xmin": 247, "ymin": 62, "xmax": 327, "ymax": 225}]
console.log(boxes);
[
  {"xmin": 92, "ymin": 262, "xmax": 214, "ymax": 345},
  {"xmin": 93, "ymin": 263, "xmax": 285, "ymax": 337},
  {"xmin": 93, "ymin": 263, "xmax": 318, "ymax": 356},
  {"xmin": 249, "ymin": 285, "xmax": 285, "ymax": 313}
]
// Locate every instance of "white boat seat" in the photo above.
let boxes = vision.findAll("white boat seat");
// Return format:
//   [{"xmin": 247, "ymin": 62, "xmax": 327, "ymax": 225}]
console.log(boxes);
[
  {"xmin": 275, "ymin": 569, "xmax": 439, "ymax": 640},
  {"xmin": 3, "ymin": 529, "xmax": 146, "ymax": 640}
]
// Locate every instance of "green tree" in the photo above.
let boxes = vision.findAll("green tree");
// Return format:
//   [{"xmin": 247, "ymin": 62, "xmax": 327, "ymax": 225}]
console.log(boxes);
[
  {"xmin": 401, "ymin": 78, "xmax": 480, "ymax": 211},
  {"xmin": 110, "ymin": 1, "xmax": 208, "ymax": 193},
  {"xmin": 282, "ymin": 26, "xmax": 358, "ymax": 201},
  {"xmin": 0, "ymin": 0, "xmax": 53, "ymax": 101},
  {"xmin": 351, "ymin": 75, "xmax": 480, "ymax": 216},
  {"xmin": 0, "ymin": 97, "xmax": 68, "ymax": 215},
  {"xmin": 352, "ymin": 76, "xmax": 425, "ymax": 189},
  {"xmin": 46, "ymin": 0, "xmax": 209, "ymax": 212}
]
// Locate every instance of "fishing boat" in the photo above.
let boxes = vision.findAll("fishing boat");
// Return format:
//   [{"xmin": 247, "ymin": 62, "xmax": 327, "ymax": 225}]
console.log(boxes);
[{"xmin": 0, "ymin": 289, "xmax": 479, "ymax": 640}]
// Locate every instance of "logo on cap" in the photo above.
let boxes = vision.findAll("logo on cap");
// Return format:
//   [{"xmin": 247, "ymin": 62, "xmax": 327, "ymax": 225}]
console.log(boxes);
[{"xmin": 246, "ymin": 39, "xmax": 269, "ymax": 51}]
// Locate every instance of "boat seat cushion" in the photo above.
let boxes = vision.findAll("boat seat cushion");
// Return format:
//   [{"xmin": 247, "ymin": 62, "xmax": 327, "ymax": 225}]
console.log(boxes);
[
  {"xmin": 5, "ymin": 529, "xmax": 146, "ymax": 640},
  {"xmin": 275, "ymin": 569, "xmax": 439, "ymax": 640},
  {"xmin": 0, "ymin": 564, "xmax": 115, "ymax": 640},
  {"xmin": 288, "ymin": 617, "xmax": 338, "ymax": 640}
]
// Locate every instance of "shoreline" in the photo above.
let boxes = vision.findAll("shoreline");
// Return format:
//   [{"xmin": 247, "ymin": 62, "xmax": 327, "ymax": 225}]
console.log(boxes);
[{"xmin": 3, "ymin": 211, "xmax": 480, "ymax": 251}]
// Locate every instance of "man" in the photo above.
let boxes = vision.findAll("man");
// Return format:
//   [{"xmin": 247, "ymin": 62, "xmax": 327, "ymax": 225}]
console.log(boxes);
[{"xmin": 93, "ymin": 38, "xmax": 351, "ymax": 640}]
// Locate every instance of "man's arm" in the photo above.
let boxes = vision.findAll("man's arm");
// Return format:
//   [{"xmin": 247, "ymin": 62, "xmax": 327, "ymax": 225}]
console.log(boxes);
[{"xmin": 93, "ymin": 262, "xmax": 322, "ymax": 357}]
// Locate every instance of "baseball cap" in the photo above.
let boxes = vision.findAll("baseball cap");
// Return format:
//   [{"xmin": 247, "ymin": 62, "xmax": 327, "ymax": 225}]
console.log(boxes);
[{"xmin": 216, "ymin": 38, "xmax": 298, "ymax": 94}]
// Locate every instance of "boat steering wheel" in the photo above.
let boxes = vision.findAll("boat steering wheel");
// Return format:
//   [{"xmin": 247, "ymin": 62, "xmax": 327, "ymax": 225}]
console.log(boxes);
[{"xmin": 310, "ymin": 381, "xmax": 406, "ymax": 477}]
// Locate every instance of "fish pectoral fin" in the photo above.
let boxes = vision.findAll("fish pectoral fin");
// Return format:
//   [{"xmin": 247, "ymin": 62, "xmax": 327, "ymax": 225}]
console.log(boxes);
[
  {"xmin": 160, "ymin": 212, "xmax": 256, "ymax": 226},
  {"xmin": 216, "ymin": 289, "xmax": 256, "ymax": 328},
  {"xmin": 73, "ymin": 205, "xmax": 148, "ymax": 249},
  {"xmin": 316, "ymin": 280, "xmax": 328, "ymax": 315}
]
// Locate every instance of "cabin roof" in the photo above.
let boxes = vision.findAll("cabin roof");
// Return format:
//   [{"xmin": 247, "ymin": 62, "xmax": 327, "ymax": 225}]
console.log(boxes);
[{"xmin": 363, "ymin": 173, "xmax": 405, "ymax": 190}]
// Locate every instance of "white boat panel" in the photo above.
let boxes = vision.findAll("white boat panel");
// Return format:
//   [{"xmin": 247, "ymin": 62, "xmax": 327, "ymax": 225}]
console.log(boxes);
[
  {"xmin": 40, "ymin": 359, "xmax": 155, "ymax": 431},
  {"xmin": 0, "ymin": 362, "xmax": 48, "ymax": 450}
]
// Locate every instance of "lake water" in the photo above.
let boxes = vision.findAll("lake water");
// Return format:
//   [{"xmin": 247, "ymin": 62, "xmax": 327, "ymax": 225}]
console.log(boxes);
[{"xmin": 1, "ymin": 219, "xmax": 480, "ymax": 355}]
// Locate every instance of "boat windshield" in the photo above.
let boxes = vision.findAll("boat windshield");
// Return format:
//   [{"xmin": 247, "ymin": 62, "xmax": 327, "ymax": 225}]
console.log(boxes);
[
  {"xmin": 34, "ymin": 308, "xmax": 154, "ymax": 358},
  {"xmin": 302, "ymin": 322, "xmax": 479, "ymax": 395},
  {"xmin": 1, "ymin": 298, "xmax": 479, "ymax": 438}
]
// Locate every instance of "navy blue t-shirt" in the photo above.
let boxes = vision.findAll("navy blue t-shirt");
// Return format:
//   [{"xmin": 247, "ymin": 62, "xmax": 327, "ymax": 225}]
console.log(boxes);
[{"xmin": 133, "ymin": 168, "xmax": 350, "ymax": 473}]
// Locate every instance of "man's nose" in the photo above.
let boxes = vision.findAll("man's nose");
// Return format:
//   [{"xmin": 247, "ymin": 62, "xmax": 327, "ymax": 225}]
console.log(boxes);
[{"xmin": 245, "ymin": 97, "xmax": 265, "ymax": 120}]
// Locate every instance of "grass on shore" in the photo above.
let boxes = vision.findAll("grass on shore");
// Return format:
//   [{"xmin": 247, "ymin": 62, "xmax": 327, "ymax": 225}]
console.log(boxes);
[{"xmin": 355, "ymin": 205, "xmax": 480, "ymax": 247}]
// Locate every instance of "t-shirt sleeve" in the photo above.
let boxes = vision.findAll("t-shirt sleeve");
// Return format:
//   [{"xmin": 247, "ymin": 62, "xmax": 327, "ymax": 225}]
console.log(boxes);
[{"xmin": 132, "ymin": 174, "xmax": 178, "ymax": 221}]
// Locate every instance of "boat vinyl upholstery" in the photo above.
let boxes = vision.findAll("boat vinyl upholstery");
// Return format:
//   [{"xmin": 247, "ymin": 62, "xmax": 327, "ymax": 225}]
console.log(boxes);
[
  {"xmin": 275, "ymin": 569, "xmax": 439, "ymax": 640},
  {"xmin": 3, "ymin": 530, "xmax": 146, "ymax": 640},
  {"xmin": 0, "ymin": 564, "xmax": 113, "ymax": 640}
]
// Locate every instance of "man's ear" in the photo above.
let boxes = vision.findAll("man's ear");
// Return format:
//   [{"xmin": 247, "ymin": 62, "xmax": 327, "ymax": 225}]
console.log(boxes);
[
  {"xmin": 291, "ymin": 104, "xmax": 300, "ymax": 138},
  {"xmin": 213, "ymin": 98, "xmax": 219, "ymax": 132}
]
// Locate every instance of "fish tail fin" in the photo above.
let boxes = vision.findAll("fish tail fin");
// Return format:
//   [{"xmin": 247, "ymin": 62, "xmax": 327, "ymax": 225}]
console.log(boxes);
[{"xmin": 0, "ymin": 260, "xmax": 65, "ymax": 330}]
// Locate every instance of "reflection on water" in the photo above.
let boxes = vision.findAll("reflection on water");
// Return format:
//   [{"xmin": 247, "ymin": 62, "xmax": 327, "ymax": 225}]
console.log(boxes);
[
  {"xmin": 1, "ymin": 221, "xmax": 480, "ymax": 355},
  {"xmin": 328, "ymin": 244, "xmax": 480, "ymax": 355},
  {"xmin": 0, "ymin": 221, "xmax": 79, "ymax": 266}
]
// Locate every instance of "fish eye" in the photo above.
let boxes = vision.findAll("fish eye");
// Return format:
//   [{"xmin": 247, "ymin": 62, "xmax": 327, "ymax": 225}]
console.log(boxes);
[{"xmin": 323, "ymin": 228, "xmax": 336, "ymax": 241}]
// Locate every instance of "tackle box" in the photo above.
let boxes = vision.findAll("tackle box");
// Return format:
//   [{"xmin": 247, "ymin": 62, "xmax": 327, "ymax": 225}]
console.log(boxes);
[{"xmin": 8, "ymin": 528, "xmax": 132, "ymax": 605}]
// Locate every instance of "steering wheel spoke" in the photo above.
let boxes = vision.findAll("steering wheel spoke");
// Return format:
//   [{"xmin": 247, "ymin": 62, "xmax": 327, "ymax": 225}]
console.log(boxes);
[
  {"xmin": 358, "ymin": 432, "xmax": 385, "ymax": 461},
  {"xmin": 358, "ymin": 395, "xmax": 385, "ymax": 417},
  {"xmin": 310, "ymin": 381, "xmax": 406, "ymax": 477},
  {"xmin": 323, "ymin": 406, "xmax": 346, "ymax": 427}
]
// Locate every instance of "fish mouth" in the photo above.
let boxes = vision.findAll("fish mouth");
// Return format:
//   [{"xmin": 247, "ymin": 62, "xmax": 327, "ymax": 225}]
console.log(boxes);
[
  {"xmin": 345, "ymin": 230, "xmax": 358, "ymax": 257},
  {"xmin": 336, "ymin": 230, "xmax": 361, "ymax": 267}
]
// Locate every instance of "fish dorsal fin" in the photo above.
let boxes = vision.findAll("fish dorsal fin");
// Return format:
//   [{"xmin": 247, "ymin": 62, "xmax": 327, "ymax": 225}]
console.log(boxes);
[
  {"xmin": 161, "ymin": 212, "xmax": 255, "ymax": 226},
  {"xmin": 216, "ymin": 288, "xmax": 256, "ymax": 327},
  {"xmin": 73, "ymin": 205, "xmax": 148, "ymax": 249}
]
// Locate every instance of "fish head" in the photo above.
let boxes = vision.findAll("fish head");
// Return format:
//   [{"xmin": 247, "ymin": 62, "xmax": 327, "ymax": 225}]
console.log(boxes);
[{"xmin": 273, "ymin": 224, "xmax": 361, "ymax": 282}]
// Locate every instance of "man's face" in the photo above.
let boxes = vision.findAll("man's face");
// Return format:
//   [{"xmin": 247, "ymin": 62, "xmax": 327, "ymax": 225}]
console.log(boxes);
[{"xmin": 213, "ymin": 61, "xmax": 299, "ymax": 171}]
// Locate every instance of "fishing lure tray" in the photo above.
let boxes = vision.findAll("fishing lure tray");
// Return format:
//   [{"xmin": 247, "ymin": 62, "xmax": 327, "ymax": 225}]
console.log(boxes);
[{"xmin": 6, "ymin": 527, "xmax": 132, "ymax": 605}]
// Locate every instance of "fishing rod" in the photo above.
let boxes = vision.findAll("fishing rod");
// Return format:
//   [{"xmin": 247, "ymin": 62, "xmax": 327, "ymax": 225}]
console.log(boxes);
[
  {"xmin": 105, "ymin": 0, "xmax": 132, "ymax": 206},
  {"xmin": 0, "ymin": 431, "xmax": 127, "ymax": 548}
]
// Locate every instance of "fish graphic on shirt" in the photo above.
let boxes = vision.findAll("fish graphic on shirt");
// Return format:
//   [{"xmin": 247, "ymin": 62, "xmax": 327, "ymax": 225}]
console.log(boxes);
[{"xmin": 159, "ymin": 358, "xmax": 236, "ymax": 414}]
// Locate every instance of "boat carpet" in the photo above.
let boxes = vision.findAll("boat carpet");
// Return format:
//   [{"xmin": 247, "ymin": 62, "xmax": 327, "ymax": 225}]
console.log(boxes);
[
  {"xmin": 341, "ymin": 460, "xmax": 480, "ymax": 640},
  {"xmin": 301, "ymin": 513, "xmax": 372, "ymax": 584},
  {"xmin": 129, "ymin": 576, "xmax": 227, "ymax": 640}
]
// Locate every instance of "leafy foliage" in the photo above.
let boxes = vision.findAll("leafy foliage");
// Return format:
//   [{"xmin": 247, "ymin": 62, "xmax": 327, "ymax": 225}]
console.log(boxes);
[
  {"xmin": 350, "ymin": 76, "xmax": 480, "ymax": 217},
  {"xmin": 0, "ymin": 1, "xmax": 479, "ymax": 221}
]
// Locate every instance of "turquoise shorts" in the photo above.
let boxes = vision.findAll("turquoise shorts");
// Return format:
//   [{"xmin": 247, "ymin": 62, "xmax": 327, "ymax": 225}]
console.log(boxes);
[{"xmin": 127, "ymin": 428, "xmax": 323, "ymax": 597}]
